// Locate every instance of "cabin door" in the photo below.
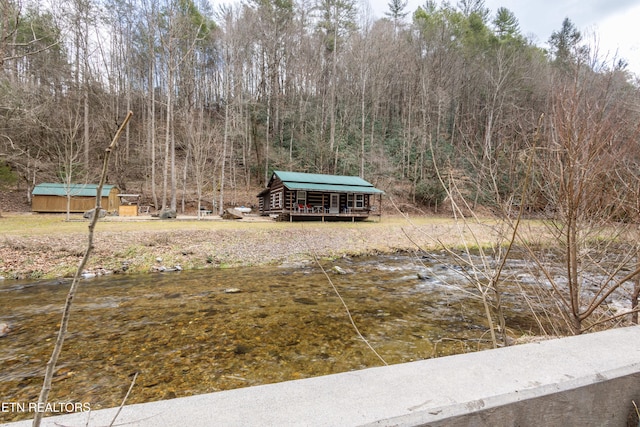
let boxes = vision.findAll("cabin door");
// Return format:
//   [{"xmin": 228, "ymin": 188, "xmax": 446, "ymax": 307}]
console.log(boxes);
[{"xmin": 329, "ymin": 193, "xmax": 339, "ymax": 214}]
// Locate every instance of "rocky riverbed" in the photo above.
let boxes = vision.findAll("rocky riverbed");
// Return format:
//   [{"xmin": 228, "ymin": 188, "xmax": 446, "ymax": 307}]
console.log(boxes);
[{"xmin": 0, "ymin": 253, "xmax": 541, "ymax": 423}]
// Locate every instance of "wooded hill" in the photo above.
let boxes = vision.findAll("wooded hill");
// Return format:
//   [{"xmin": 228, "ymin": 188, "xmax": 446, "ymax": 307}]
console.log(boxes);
[{"xmin": 1, "ymin": 0, "xmax": 639, "ymax": 216}]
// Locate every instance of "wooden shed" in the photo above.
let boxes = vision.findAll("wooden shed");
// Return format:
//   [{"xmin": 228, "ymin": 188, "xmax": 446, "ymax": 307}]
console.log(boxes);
[
  {"xmin": 32, "ymin": 183, "xmax": 120, "ymax": 213},
  {"xmin": 257, "ymin": 171, "xmax": 384, "ymax": 221}
]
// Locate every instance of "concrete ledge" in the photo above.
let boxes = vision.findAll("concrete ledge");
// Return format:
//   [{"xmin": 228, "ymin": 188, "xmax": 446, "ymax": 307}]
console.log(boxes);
[{"xmin": 3, "ymin": 326, "xmax": 640, "ymax": 427}]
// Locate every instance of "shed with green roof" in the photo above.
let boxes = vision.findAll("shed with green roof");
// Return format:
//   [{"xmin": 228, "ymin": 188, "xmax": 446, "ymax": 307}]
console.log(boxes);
[
  {"xmin": 32, "ymin": 183, "xmax": 120, "ymax": 213},
  {"xmin": 257, "ymin": 171, "xmax": 383, "ymax": 221}
]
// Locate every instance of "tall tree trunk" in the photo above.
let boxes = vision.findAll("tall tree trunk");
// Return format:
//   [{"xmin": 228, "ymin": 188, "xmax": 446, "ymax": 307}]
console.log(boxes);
[
  {"xmin": 219, "ymin": 47, "xmax": 231, "ymax": 215},
  {"xmin": 162, "ymin": 59, "xmax": 173, "ymax": 211},
  {"xmin": 264, "ymin": 84, "xmax": 271, "ymax": 185},
  {"xmin": 149, "ymin": 61, "xmax": 158, "ymax": 209},
  {"xmin": 83, "ymin": 80, "xmax": 89, "ymax": 175},
  {"xmin": 329, "ymin": 15, "xmax": 338, "ymax": 172},
  {"xmin": 360, "ymin": 68, "xmax": 366, "ymax": 178},
  {"xmin": 181, "ymin": 145, "xmax": 189, "ymax": 213},
  {"xmin": 82, "ymin": 10, "xmax": 90, "ymax": 176},
  {"xmin": 170, "ymin": 109, "xmax": 177, "ymax": 211},
  {"xmin": 161, "ymin": 90, "xmax": 170, "ymax": 211}
]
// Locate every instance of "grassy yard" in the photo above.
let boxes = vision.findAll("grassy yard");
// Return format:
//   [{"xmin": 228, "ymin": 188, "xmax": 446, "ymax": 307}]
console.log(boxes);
[
  {"xmin": 0, "ymin": 212, "xmax": 459, "ymax": 235},
  {"xmin": 0, "ymin": 212, "xmax": 539, "ymax": 280}
]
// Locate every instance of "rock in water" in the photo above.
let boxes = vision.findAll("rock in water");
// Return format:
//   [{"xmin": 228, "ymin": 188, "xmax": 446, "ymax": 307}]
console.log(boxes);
[
  {"xmin": 293, "ymin": 297, "xmax": 318, "ymax": 305},
  {"xmin": 0, "ymin": 323, "xmax": 9, "ymax": 337},
  {"xmin": 333, "ymin": 266, "xmax": 347, "ymax": 275}
]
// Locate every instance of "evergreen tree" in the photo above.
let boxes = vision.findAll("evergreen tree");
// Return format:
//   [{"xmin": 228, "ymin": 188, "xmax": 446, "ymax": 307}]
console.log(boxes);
[
  {"xmin": 385, "ymin": 0, "xmax": 408, "ymax": 23},
  {"xmin": 549, "ymin": 17, "xmax": 587, "ymax": 67},
  {"xmin": 493, "ymin": 7, "xmax": 519, "ymax": 40}
]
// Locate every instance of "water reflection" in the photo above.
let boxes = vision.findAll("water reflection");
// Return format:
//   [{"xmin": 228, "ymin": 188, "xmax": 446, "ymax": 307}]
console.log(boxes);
[{"xmin": 0, "ymin": 254, "xmax": 539, "ymax": 422}]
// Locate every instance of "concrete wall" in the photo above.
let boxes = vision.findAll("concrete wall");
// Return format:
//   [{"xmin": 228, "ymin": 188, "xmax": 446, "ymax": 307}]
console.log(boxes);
[{"xmin": 3, "ymin": 326, "xmax": 640, "ymax": 427}]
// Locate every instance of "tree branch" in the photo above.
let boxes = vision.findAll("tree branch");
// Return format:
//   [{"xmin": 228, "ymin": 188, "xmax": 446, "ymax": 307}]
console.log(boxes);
[{"xmin": 32, "ymin": 111, "xmax": 133, "ymax": 427}]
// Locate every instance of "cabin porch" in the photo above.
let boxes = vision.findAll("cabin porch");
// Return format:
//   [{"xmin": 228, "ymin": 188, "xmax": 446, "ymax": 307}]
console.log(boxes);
[
  {"xmin": 280, "ymin": 205, "xmax": 376, "ymax": 222},
  {"xmin": 262, "ymin": 189, "xmax": 381, "ymax": 222}
]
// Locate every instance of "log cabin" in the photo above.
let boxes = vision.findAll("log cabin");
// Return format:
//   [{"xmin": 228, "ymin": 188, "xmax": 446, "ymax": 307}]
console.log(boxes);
[{"xmin": 257, "ymin": 171, "xmax": 384, "ymax": 221}]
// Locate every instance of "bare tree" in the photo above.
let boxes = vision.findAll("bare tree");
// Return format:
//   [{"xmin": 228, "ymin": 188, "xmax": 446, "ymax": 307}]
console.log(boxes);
[
  {"xmin": 528, "ymin": 59, "xmax": 640, "ymax": 334},
  {"xmin": 54, "ymin": 106, "xmax": 85, "ymax": 221},
  {"xmin": 186, "ymin": 109, "xmax": 221, "ymax": 218}
]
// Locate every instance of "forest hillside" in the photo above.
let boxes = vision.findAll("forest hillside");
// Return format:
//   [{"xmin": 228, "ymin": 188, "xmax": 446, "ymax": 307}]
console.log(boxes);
[{"xmin": 1, "ymin": 0, "xmax": 639, "ymax": 217}]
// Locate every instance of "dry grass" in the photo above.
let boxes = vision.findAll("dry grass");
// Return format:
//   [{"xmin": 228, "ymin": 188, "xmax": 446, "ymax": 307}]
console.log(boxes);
[
  {"xmin": 0, "ymin": 212, "xmax": 544, "ymax": 280},
  {"xmin": 0, "ymin": 212, "xmax": 459, "ymax": 234}
]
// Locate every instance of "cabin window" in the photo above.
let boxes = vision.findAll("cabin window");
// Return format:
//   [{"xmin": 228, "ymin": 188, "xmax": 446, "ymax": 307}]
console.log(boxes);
[
  {"xmin": 355, "ymin": 194, "xmax": 364, "ymax": 209},
  {"xmin": 271, "ymin": 191, "xmax": 282, "ymax": 208},
  {"xmin": 297, "ymin": 191, "xmax": 307, "ymax": 206},
  {"xmin": 347, "ymin": 194, "xmax": 354, "ymax": 208}
]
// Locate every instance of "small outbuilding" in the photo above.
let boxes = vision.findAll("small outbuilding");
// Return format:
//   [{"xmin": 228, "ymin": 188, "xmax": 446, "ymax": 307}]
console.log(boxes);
[
  {"xmin": 32, "ymin": 183, "xmax": 120, "ymax": 213},
  {"xmin": 257, "ymin": 171, "xmax": 384, "ymax": 221}
]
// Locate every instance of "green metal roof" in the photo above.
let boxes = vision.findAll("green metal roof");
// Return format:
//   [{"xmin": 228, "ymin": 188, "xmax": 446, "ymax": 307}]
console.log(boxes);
[
  {"xmin": 32, "ymin": 183, "xmax": 116, "ymax": 197},
  {"xmin": 273, "ymin": 171, "xmax": 384, "ymax": 194}
]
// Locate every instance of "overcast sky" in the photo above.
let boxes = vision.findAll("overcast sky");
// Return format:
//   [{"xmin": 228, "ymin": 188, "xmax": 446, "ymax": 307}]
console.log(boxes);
[{"xmin": 367, "ymin": 0, "xmax": 640, "ymax": 75}]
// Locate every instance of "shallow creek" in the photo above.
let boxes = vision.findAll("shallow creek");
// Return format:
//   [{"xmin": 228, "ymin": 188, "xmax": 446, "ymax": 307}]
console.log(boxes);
[{"xmin": 0, "ymin": 254, "xmax": 541, "ymax": 422}]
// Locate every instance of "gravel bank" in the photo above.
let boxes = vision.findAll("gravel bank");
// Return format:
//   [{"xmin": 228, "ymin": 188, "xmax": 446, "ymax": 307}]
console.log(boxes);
[{"xmin": 0, "ymin": 214, "xmax": 503, "ymax": 280}]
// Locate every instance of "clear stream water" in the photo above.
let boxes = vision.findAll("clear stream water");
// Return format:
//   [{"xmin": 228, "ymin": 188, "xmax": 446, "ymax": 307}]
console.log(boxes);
[{"xmin": 0, "ymin": 253, "xmax": 544, "ymax": 422}]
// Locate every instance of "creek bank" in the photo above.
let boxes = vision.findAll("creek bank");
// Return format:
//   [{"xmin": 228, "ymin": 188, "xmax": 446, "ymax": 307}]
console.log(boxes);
[{"xmin": 0, "ymin": 223, "xmax": 445, "ymax": 280}]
